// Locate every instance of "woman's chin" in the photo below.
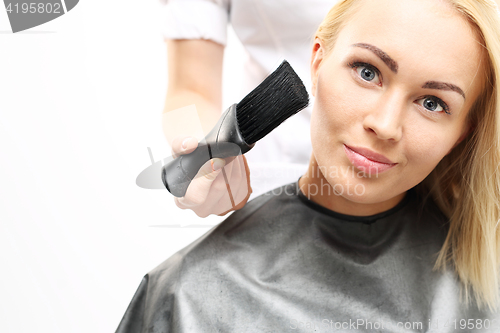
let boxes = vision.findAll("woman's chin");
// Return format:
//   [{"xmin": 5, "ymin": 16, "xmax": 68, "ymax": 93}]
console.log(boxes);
[{"xmin": 322, "ymin": 177, "xmax": 403, "ymax": 206}]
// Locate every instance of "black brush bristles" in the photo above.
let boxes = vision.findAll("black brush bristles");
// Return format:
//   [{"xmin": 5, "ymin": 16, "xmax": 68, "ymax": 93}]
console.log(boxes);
[{"xmin": 235, "ymin": 60, "xmax": 309, "ymax": 145}]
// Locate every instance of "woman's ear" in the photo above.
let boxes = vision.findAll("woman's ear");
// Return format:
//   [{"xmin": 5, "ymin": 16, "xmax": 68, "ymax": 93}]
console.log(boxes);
[{"xmin": 310, "ymin": 38, "xmax": 325, "ymax": 97}]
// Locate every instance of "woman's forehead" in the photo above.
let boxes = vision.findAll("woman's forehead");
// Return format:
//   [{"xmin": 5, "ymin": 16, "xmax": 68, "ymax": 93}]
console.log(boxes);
[
  {"xmin": 339, "ymin": 0, "xmax": 479, "ymax": 58},
  {"xmin": 330, "ymin": 0, "xmax": 486, "ymax": 101}
]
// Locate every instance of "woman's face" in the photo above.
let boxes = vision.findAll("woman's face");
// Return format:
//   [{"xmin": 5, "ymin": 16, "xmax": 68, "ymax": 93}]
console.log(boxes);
[{"xmin": 307, "ymin": 0, "xmax": 486, "ymax": 212}]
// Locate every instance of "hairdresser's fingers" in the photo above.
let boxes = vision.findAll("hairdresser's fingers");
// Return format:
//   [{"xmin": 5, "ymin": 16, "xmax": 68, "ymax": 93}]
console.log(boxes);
[
  {"xmin": 173, "ymin": 153, "xmax": 249, "ymax": 217},
  {"xmin": 190, "ymin": 169, "xmax": 235, "ymax": 217},
  {"xmin": 225, "ymin": 155, "xmax": 244, "ymax": 202},
  {"xmin": 242, "ymin": 154, "xmax": 251, "ymax": 181},
  {"xmin": 184, "ymin": 156, "xmax": 246, "ymax": 217},
  {"xmin": 194, "ymin": 156, "xmax": 246, "ymax": 216},
  {"xmin": 218, "ymin": 155, "xmax": 252, "ymax": 216},
  {"xmin": 170, "ymin": 136, "xmax": 198, "ymax": 159},
  {"xmin": 233, "ymin": 155, "xmax": 252, "ymax": 207},
  {"xmin": 242, "ymin": 154, "xmax": 251, "ymax": 193},
  {"xmin": 216, "ymin": 182, "xmax": 251, "ymax": 216},
  {"xmin": 174, "ymin": 157, "xmax": 226, "ymax": 209},
  {"xmin": 207, "ymin": 157, "xmax": 242, "ymax": 216},
  {"xmin": 223, "ymin": 154, "xmax": 241, "ymax": 182},
  {"xmin": 234, "ymin": 155, "xmax": 252, "ymax": 206}
]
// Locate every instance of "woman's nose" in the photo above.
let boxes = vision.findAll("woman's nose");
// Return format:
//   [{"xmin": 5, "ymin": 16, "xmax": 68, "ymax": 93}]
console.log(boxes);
[{"xmin": 362, "ymin": 92, "xmax": 404, "ymax": 142}]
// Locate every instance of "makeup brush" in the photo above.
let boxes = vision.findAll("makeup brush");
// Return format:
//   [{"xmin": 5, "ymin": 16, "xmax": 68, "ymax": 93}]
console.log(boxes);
[{"xmin": 162, "ymin": 60, "xmax": 309, "ymax": 197}]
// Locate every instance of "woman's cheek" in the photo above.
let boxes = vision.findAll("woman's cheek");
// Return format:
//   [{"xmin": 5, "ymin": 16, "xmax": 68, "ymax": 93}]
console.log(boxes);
[
  {"xmin": 315, "ymin": 76, "xmax": 353, "ymax": 133},
  {"xmin": 310, "ymin": 105, "xmax": 330, "ymax": 153},
  {"xmin": 404, "ymin": 129, "xmax": 450, "ymax": 172}
]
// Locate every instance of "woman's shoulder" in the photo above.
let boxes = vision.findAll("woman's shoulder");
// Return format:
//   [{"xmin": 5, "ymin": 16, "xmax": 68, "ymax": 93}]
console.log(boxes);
[
  {"xmin": 117, "ymin": 183, "xmax": 302, "ymax": 330},
  {"xmin": 150, "ymin": 182, "xmax": 305, "ymax": 273},
  {"xmin": 406, "ymin": 189, "xmax": 451, "ymax": 242}
]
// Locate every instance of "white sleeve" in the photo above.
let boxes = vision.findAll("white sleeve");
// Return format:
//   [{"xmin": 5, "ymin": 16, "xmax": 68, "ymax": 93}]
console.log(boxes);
[{"xmin": 159, "ymin": 0, "xmax": 230, "ymax": 46}]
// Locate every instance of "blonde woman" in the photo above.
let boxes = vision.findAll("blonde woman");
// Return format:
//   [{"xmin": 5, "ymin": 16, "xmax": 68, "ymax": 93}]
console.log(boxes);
[{"xmin": 117, "ymin": 0, "xmax": 500, "ymax": 331}]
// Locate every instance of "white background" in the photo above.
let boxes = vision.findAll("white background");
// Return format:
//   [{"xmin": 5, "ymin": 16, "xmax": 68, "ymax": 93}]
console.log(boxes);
[{"xmin": 0, "ymin": 1, "xmax": 247, "ymax": 332}]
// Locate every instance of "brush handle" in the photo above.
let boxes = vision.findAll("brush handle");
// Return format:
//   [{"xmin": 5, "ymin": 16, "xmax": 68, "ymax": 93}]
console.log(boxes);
[
  {"xmin": 162, "ymin": 104, "xmax": 254, "ymax": 197},
  {"xmin": 161, "ymin": 144, "xmax": 212, "ymax": 197}
]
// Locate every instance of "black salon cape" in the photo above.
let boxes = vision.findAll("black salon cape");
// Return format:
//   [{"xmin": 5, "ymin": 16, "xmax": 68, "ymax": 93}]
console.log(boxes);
[{"xmin": 116, "ymin": 182, "xmax": 499, "ymax": 333}]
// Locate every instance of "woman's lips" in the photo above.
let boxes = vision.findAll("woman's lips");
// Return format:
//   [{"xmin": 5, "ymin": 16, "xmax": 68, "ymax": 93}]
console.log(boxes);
[{"xmin": 344, "ymin": 144, "xmax": 397, "ymax": 175}]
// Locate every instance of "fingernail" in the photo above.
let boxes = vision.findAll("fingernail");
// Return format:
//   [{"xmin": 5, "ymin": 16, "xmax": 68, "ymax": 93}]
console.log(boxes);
[
  {"xmin": 181, "ymin": 138, "xmax": 191, "ymax": 150},
  {"xmin": 211, "ymin": 158, "xmax": 225, "ymax": 171}
]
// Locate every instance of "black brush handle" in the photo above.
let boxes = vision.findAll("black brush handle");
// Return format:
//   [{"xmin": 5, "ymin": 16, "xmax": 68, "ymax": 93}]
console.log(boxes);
[
  {"xmin": 162, "ymin": 104, "xmax": 255, "ymax": 197},
  {"xmin": 161, "ymin": 144, "xmax": 212, "ymax": 197}
]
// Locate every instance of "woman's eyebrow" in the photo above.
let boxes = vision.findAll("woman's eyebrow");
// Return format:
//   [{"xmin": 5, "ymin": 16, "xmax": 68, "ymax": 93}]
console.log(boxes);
[
  {"xmin": 422, "ymin": 81, "xmax": 466, "ymax": 100},
  {"xmin": 351, "ymin": 43, "xmax": 399, "ymax": 73},
  {"xmin": 350, "ymin": 43, "xmax": 466, "ymax": 100}
]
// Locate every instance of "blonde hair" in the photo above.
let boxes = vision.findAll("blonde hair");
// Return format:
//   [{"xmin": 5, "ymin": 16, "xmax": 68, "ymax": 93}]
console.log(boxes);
[{"xmin": 315, "ymin": 0, "xmax": 500, "ymax": 311}]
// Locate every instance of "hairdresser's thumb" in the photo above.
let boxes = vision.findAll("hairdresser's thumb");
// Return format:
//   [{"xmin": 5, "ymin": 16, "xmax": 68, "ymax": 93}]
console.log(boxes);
[{"xmin": 170, "ymin": 136, "xmax": 198, "ymax": 158}]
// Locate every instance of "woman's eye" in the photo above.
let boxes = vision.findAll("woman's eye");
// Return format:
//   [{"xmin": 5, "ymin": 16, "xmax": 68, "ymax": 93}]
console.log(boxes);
[
  {"xmin": 348, "ymin": 62, "xmax": 381, "ymax": 85},
  {"xmin": 416, "ymin": 96, "xmax": 450, "ymax": 114}
]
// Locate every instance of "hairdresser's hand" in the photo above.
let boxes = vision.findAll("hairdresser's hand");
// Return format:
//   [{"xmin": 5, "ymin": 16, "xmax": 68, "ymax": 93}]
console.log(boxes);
[{"xmin": 170, "ymin": 136, "xmax": 252, "ymax": 218}]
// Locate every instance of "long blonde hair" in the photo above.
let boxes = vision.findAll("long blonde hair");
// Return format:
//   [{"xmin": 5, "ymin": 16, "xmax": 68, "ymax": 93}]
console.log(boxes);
[{"xmin": 315, "ymin": 0, "xmax": 500, "ymax": 311}]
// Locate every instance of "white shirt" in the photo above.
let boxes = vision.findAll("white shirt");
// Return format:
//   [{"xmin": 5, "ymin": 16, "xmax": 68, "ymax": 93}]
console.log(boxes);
[{"xmin": 159, "ymin": 0, "xmax": 337, "ymax": 198}]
